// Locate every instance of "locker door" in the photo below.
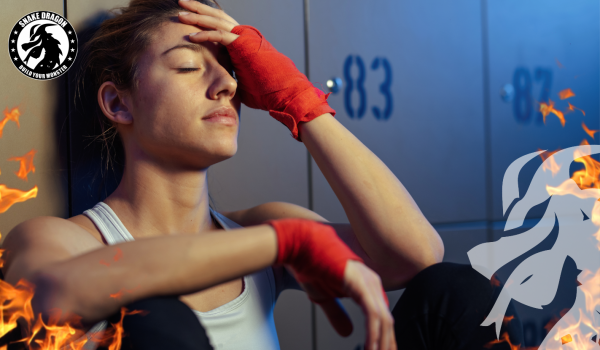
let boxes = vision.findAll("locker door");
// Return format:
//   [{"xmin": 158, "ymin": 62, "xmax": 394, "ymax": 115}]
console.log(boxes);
[
  {"xmin": 487, "ymin": 0, "xmax": 600, "ymax": 221},
  {"xmin": 309, "ymin": 2, "xmax": 486, "ymax": 347},
  {"xmin": 0, "ymin": 1, "xmax": 68, "ymax": 240},
  {"xmin": 308, "ymin": 0, "xmax": 487, "ymax": 227},
  {"xmin": 486, "ymin": 4, "xmax": 599, "ymax": 345}
]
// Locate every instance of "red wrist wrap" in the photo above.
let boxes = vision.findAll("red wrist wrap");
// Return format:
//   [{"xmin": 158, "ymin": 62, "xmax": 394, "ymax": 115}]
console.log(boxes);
[
  {"xmin": 267, "ymin": 218, "xmax": 363, "ymax": 299},
  {"xmin": 228, "ymin": 25, "xmax": 336, "ymax": 141}
]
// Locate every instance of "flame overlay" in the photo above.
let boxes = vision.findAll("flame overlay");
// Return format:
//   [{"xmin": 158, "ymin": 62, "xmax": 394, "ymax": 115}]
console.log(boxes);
[
  {"xmin": 0, "ymin": 248, "xmax": 144, "ymax": 349},
  {"xmin": 559, "ymin": 88, "xmax": 576, "ymax": 100},
  {"xmin": 0, "ymin": 185, "xmax": 37, "ymax": 214},
  {"xmin": 582, "ymin": 123, "xmax": 598, "ymax": 140},
  {"xmin": 8, "ymin": 150, "xmax": 36, "ymax": 181},
  {"xmin": 539, "ymin": 100, "xmax": 566, "ymax": 127},
  {"xmin": 0, "ymin": 108, "xmax": 20, "ymax": 139}
]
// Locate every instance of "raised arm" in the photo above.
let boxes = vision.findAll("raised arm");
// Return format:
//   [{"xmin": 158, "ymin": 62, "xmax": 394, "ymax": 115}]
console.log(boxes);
[{"xmin": 298, "ymin": 115, "xmax": 444, "ymax": 287}]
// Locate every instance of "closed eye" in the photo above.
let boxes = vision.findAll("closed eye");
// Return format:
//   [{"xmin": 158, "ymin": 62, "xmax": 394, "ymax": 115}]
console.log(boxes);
[{"xmin": 177, "ymin": 68, "xmax": 199, "ymax": 73}]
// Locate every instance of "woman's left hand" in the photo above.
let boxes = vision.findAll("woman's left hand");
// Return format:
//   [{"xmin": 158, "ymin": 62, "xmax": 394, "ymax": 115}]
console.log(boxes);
[
  {"xmin": 178, "ymin": 0, "xmax": 335, "ymax": 142},
  {"xmin": 177, "ymin": 0, "xmax": 240, "ymax": 45}
]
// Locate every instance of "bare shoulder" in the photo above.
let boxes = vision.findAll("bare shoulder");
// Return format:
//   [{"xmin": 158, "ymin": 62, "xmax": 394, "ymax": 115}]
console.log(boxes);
[
  {"xmin": 219, "ymin": 201, "xmax": 329, "ymax": 227},
  {"xmin": 1, "ymin": 216, "xmax": 104, "ymax": 285}
]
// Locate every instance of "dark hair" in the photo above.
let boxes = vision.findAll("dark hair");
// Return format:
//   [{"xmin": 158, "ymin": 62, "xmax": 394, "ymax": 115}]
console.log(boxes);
[{"xmin": 73, "ymin": 0, "xmax": 221, "ymax": 210}]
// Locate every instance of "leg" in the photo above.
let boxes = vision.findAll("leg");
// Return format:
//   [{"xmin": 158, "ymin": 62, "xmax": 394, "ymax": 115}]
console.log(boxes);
[
  {"xmin": 392, "ymin": 262, "xmax": 523, "ymax": 350},
  {"xmin": 100, "ymin": 296, "xmax": 213, "ymax": 350}
]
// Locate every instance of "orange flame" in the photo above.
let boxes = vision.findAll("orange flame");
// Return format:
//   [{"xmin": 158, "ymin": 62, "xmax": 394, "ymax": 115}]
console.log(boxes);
[
  {"xmin": 490, "ymin": 274, "xmax": 501, "ymax": 287},
  {"xmin": 0, "ymin": 185, "xmax": 37, "ymax": 214},
  {"xmin": 0, "ymin": 271, "xmax": 142, "ymax": 349},
  {"xmin": 572, "ymin": 140, "xmax": 600, "ymax": 191},
  {"xmin": 109, "ymin": 286, "xmax": 140, "ymax": 300},
  {"xmin": 560, "ymin": 334, "xmax": 573, "ymax": 344},
  {"xmin": 567, "ymin": 102, "xmax": 586, "ymax": 116},
  {"xmin": 558, "ymin": 88, "xmax": 575, "ymax": 100},
  {"xmin": 0, "ymin": 107, "xmax": 20, "ymax": 138},
  {"xmin": 582, "ymin": 122, "xmax": 598, "ymax": 139},
  {"xmin": 539, "ymin": 100, "xmax": 566, "ymax": 126},
  {"xmin": 8, "ymin": 149, "xmax": 36, "ymax": 181},
  {"xmin": 543, "ymin": 141, "xmax": 600, "ymax": 349},
  {"xmin": 484, "ymin": 332, "xmax": 521, "ymax": 350},
  {"xmin": 538, "ymin": 148, "xmax": 562, "ymax": 176},
  {"xmin": 545, "ymin": 141, "xmax": 600, "ymax": 194},
  {"xmin": 113, "ymin": 248, "xmax": 123, "ymax": 262}
]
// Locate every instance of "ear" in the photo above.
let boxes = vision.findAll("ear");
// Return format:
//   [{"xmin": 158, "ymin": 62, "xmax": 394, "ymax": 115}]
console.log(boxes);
[{"xmin": 98, "ymin": 81, "xmax": 133, "ymax": 125}]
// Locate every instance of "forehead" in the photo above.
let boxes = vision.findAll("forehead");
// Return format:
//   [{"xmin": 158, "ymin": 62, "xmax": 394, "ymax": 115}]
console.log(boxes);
[{"xmin": 145, "ymin": 19, "xmax": 223, "ymax": 59}]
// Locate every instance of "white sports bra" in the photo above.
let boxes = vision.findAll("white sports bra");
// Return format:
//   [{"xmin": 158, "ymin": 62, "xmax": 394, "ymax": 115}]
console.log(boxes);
[{"xmin": 79, "ymin": 202, "xmax": 281, "ymax": 350}]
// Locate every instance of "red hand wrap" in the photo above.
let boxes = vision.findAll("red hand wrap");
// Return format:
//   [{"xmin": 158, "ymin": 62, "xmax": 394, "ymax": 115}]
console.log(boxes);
[
  {"xmin": 228, "ymin": 25, "xmax": 336, "ymax": 141},
  {"xmin": 267, "ymin": 218, "xmax": 362, "ymax": 299}
]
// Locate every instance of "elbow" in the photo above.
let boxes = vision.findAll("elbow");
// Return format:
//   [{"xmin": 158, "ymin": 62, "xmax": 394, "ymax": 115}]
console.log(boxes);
[
  {"xmin": 30, "ymin": 267, "xmax": 98, "ymax": 326},
  {"xmin": 29, "ymin": 269, "xmax": 76, "ymax": 321}
]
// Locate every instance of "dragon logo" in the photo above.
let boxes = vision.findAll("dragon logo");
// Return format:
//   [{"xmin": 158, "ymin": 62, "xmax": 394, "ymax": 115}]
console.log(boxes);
[
  {"xmin": 469, "ymin": 145, "xmax": 600, "ymax": 349},
  {"xmin": 8, "ymin": 11, "xmax": 77, "ymax": 80}
]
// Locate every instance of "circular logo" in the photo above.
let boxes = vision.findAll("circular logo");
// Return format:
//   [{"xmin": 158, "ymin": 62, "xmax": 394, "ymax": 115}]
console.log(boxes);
[{"xmin": 8, "ymin": 11, "xmax": 78, "ymax": 80}]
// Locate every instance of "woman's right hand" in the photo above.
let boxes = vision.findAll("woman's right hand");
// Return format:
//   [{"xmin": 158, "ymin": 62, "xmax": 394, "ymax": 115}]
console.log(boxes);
[
  {"xmin": 266, "ymin": 218, "xmax": 397, "ymax": 350},
  {"xmin": 300, "ymin": 260, "xmax": 396, "ymax": 350}
]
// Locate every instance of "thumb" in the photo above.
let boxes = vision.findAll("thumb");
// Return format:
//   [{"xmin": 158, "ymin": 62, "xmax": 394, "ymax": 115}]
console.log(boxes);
[{"xmin": 318, "ymin": 299, "xmax": 353, "ymax": 337}]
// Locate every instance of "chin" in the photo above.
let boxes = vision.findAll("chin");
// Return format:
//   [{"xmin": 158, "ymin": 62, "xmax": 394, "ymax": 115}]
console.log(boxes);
[{"xmin": 207, "ymin": 139, "xmax": 238, "ymax": 163}]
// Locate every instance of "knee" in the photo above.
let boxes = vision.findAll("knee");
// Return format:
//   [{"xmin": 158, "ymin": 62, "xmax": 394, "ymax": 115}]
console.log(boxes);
[{"xmin": 404, "ymin": 262, "xmax": 497, "ymax": 303}]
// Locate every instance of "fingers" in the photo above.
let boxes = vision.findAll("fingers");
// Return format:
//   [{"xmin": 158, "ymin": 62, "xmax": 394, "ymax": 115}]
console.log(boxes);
[
  {"xmin": 319, "ymin": 299, "xmax": 353, "ymax": 337},
  {"xmin": 344, "ymin": 261, "xmax": 397, "ymax": 350},
  {"xmin": 188, "ymin": 30, "xmax": 239, "ymax": 46},
  {"xmin": 178, "ymin": 11, "xmax": 236, "ymax": 32},
  {"xmin": 178, "ymin": 0, "xmax": 239, "ymax": 27}
]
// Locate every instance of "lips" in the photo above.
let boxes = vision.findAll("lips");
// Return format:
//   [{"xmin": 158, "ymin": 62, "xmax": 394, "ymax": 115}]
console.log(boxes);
[{"xmin": 202, "ymin": 106, "xmax": 238, "ymax": 126}]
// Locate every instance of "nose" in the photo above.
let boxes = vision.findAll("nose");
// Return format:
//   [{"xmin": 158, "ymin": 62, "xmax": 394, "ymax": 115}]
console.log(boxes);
[{"xmin": 208, "ymin": 64, "xmax": 237, "ymax": 101}]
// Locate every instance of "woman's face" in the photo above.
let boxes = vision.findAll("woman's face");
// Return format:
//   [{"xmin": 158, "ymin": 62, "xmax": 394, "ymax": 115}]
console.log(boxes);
[{"xmin": 125, "ymin": 19, "xmax": 241, "ymax": 170}]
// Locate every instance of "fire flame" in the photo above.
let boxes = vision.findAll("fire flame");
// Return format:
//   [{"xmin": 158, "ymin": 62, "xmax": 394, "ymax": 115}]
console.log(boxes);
[
  {"xmin": 568, "ymin": 103, "xmax": 586, "ymax": 116},
  {"xmin": 113, "ymin": 248, "xmax": 123, "ymax": 262},
  {"xmin": 0, "ymin": 185, "xmax": 37, "ymax": 214},
  {"xmin": 0, "ymin": 242, "xmax": 143, "ymax": 349},
  {"xmin": 0, "ymin": 108, "xmax": 20, "ymax": 139},
  {"xmin": 538, "ymin": 148, "xmax": 562, "ymax": 176},
  {"xmin": 8, "ymin": 150, "xmax": 36, "ymax": 181},
  {"xmin": 561, "ymin": 334, "xmax": 573, "ymax": 344},
  {"xmin": 539, "ymin": 99, "xmax": 566, "ymax": 126},
  {"xmin": 485, "ymin": 332, "xmax": 521, "ymax": 350},
  {"xmin": 571, "ymin": 140, "xmax": 600, "ymax": 191},
  {"xmin": 582, "ymin": 123, "xmax": 598, "ymax": 139},
  {"xmin": 559, "ymin": 88, "xmax": 576, "ymax": 100},
  {"xmin": 109, "ymin": 286, "xmax": 140, "ymax": 301},
  {"xmin": 541, "ymin": 139, "xmax": 600, "ymax": 349},
  {"xmin": 0, "ymin": 104, "xmax": 146, "ymax": 349}
]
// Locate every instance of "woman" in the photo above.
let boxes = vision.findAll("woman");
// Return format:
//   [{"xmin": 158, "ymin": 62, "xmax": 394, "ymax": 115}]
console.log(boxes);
[{"xmin": 1, "ymin": 0, "xmax": 523, "ymax": 349}]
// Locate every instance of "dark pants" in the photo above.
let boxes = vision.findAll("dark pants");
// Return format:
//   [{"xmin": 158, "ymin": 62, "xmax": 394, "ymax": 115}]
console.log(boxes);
[{"xmin": 106, "ymin": 262, "xmax": 523, "ymax": 350}]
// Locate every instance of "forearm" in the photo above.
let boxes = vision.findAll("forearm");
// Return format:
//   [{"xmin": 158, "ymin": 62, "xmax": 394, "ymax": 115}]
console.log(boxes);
[
  {"xmin": 34, "ymin": 225, "xmax": 277, "ymax": 324},
  {"xmin": 299, "ymin": 114, "xmax": 443, "ymax": 273}
]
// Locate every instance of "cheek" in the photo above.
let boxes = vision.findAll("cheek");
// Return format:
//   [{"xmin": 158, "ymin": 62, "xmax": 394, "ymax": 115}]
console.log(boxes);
[{"xmin": 133, "ymin": 76, "xmax": 208, "ymax": 147}]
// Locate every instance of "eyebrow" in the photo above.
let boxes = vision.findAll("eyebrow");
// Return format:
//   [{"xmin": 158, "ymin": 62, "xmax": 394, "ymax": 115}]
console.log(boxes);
[{"xmin": 161, "ymin": 43, "xmax": 205, "ymax": 56}]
